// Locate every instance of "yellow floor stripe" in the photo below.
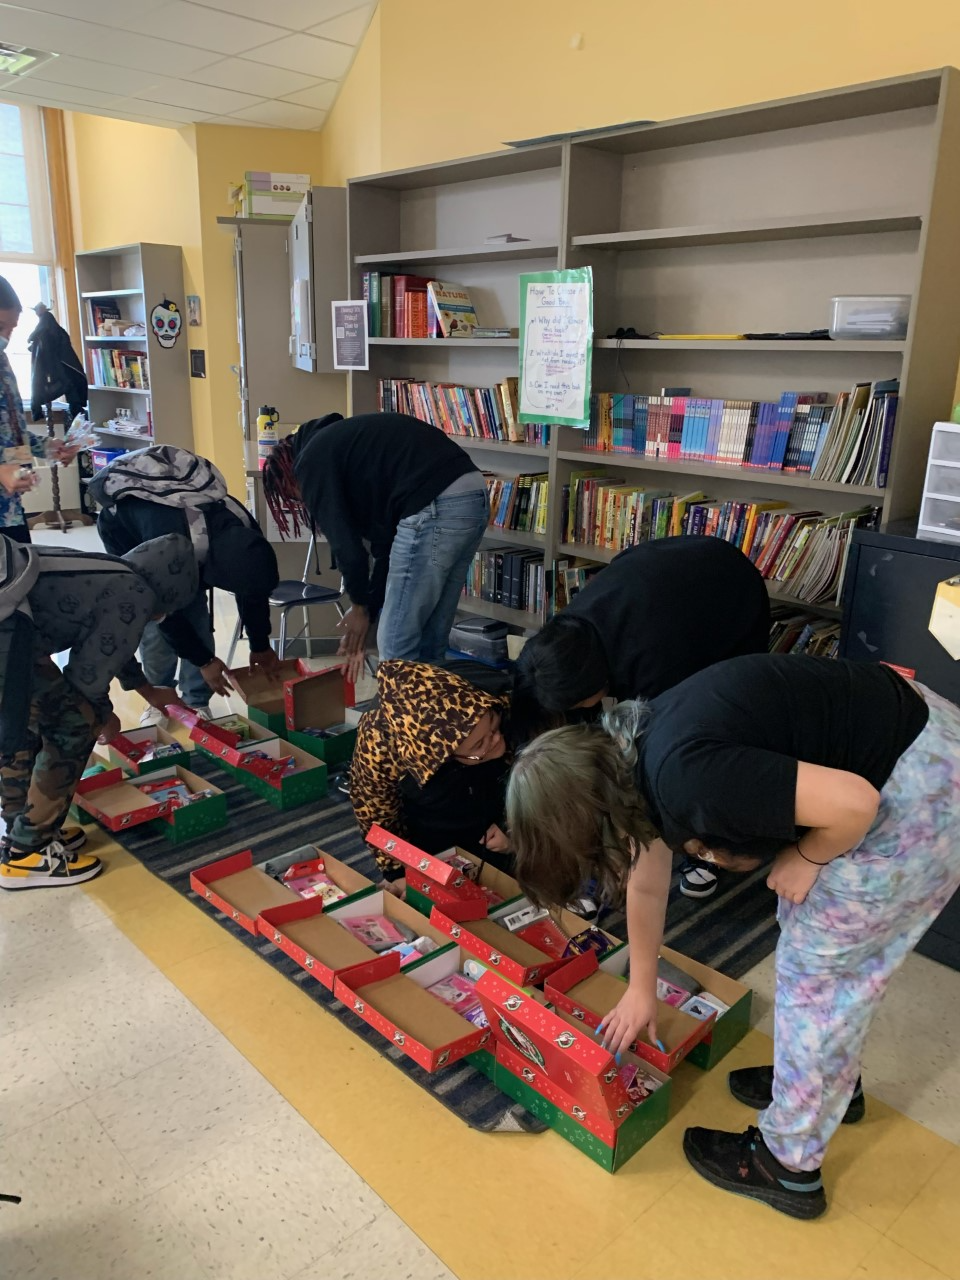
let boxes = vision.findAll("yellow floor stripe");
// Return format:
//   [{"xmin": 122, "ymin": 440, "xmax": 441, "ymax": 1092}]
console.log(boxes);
[{"xmin": 83, "ymin": 829, "xmax": 958, "ymax": 1280}]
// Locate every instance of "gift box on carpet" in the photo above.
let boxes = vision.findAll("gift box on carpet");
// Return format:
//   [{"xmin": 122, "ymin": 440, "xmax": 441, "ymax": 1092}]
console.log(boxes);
[
  {"xmin": 545, "ymin": 948, "xmax": 718, "ymax": 1074},
  {"xmin": 134, "ymin": 765, "xmax": 227, "ymax": 844},
  {"xmin": 225, "ymin": 658, "xmax": 303, "ymax": 733},
  {"xmin": 333, "ymin": 946, "xmax": 492, "ymax": 1071},
  {"xmin": 258, "ymin": 888, "xmax": 455, "ymax": 989},
  {"xmin": 366, "ymin": 826, "xmax": 524, "ymax": 922},
  {"xmin": 475, "ymin": 970, "xmax": 671, "ymax": 1171},
  {"xmin": 73, "ymin": 766, "xmax": 164, "ymax": 832},
  {"xmin": 283, "ymin": 665, "xmax": 358, "ymax": 768},
  {"xmin": 229, "ymin": 734, "xmax": 328, "ymax": 808},
  {"xmin": 187, "ymin": 711, "xmax": 279, "ymax": 768},
  {"xmin": 107, "ymin": 725, "xmax": 190, "ymax": 776}
]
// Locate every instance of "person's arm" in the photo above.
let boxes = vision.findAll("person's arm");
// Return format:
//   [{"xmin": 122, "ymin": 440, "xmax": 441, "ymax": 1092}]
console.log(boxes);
[
  {"xmin": 367, "ymin": 539, "xmax": 392, "ymax": 616},
  {"xmin": 349, "ymin": 708, "xmax": 407, "ymax": 881},
  {"xmin": 314, "ymin": 469, "xmax": 372, "ymax": 609},
  {"xmin": 236, "ymin": 593, "xmax": 279, "ymax": 672},
  {"xmin": 766, "ymin": 762, "xmax": 880, "ymax": 904},
  {"xmin": 597, "ymin": 838, "xmax": 672, "ymax": 1057},
  {"xmin": 63, "ymin": 585, "xmax": 155, "ymax": 725}
]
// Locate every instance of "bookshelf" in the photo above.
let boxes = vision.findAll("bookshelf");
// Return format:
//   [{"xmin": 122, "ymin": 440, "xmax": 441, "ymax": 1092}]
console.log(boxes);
[
  {"xmin": 346, "ymin": 68, "xmax": 960, "ymax": 631},
  {"xmin": 75, "ymin": 243, "xmax": 193, "ymax": 454}
]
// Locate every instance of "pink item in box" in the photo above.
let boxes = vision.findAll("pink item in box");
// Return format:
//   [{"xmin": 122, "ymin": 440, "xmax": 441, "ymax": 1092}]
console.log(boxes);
[
  {"xmin": 339, "ymin": 914, "xmax": 411, "ymax": 951},
  {"xmin": 284, "ymin": 871, "xmax": 347, "ymax": 906},
  {"xmin": 657, "ymin": 979, "xmax": 691, "ymax": 1007},
  {"xmin": 426, "ymin": 972, "xmax": 481, "ymax": 1015}
]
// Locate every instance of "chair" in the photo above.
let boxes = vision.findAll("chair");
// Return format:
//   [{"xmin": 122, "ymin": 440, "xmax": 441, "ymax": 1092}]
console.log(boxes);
[{"xmin": 225, "ymin": 533, "xmax": 376, "ymax": 671}]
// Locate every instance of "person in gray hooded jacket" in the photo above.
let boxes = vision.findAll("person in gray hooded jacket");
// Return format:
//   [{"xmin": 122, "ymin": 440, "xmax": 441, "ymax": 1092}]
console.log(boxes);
[{"xmin": 0, "ymin": 533, "xmax": 199, "ymax": 891}]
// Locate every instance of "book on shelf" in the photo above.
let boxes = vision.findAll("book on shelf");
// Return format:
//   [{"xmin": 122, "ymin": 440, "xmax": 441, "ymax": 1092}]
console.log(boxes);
[
  {"xmin": 87, "ymin": 298, "xmax": 122, "ymax": 336},
  {"xmin": 360, "ymin": 274, "xmax": 482, "ymax": 339},
  {"xmin": 427, "ymin": 281, "xmax": 480, "ymax": 337},
  {"xmin": 551, "ymin": 555, "xmax": 604, "ymax": 612},
  {"xmin": 378, "ymin": 376, "xmax": 550, "ymax": 447},
  {"xmin": 485, "ymin": 471, "xmax": 550, "ymax": 536},
  {"xmin": 768, "ymin": 606, "xmax": 841, "ymax": 659},
  {"xmin": 581, "ymin": 382, "xmax": 898, "ymax": 487},
  {"xmin": 88, "ymin": 347, "xmax": 150, "ymax": 390},
  {"xmin": 464, "ymin": 545, "xmax": 544, "ymax": 615}
]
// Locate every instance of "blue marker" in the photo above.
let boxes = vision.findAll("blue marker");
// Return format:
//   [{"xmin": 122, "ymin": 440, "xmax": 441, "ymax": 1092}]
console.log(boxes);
[{"xmin": 655, "ymin": 1038, "xmax": 666, "ymax": 1053}]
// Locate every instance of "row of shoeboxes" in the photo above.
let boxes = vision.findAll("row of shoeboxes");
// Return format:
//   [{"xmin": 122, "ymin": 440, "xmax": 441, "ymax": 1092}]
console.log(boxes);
[
  {"xmin": 72, "ymin": 661, "xmax": 360, "ymax": 836},
  {"xmin": 190, "ymin": 824, "xmax": 752, "ymax": 1174}
]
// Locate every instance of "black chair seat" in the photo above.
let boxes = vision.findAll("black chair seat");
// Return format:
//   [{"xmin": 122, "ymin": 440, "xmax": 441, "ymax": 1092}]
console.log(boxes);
[{"xmin": 269, "ymin": 581, "xmax": 343, "ymax": 608}]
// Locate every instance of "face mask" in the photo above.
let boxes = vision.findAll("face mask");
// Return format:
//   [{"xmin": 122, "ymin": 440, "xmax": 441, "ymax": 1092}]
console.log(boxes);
[{"xmin": 0, "ymin": 336, "xmax": 8, "ymax": 353}]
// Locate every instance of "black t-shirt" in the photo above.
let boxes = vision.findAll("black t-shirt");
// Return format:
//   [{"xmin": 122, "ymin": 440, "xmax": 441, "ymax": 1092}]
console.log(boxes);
[
  {"xmin": 635, "ymin": 655, "xmax": 929, "ymax": 856},
  {"xmin": 565, "ymin": 537, "xmax": 771, "ymax": 701}
]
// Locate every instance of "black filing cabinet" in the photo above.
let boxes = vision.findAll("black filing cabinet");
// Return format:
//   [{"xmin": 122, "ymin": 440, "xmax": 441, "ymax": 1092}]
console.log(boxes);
[{"xmin": 841, "ymin": 528, "xmax": 960, "ymax": 968}]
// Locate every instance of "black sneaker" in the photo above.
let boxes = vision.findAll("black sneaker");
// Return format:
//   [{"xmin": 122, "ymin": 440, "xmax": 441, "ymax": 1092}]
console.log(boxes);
[
  {"xmin": 728, "ymin": 1065, "xmax": 865, "ymax": 1125},
  {"xmin": 683, "ymin": 1124, "xmax": 827, "ymax": 1220},
  {"xmin": 680, "ymin": 859, "xmax": 718, "ymax": 899}
]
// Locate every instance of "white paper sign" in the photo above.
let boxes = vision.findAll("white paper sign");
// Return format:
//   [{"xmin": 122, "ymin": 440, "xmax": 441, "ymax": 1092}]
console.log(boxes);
[{"xmin": 518, "ymin": 268, "xmax": 593, "ymax": 428}]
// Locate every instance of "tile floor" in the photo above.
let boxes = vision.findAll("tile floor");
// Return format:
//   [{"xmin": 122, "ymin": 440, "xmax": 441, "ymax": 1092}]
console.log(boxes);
[{"xmin": 2, "ymin": 521, "xmax": 959, "ymax": 1279}]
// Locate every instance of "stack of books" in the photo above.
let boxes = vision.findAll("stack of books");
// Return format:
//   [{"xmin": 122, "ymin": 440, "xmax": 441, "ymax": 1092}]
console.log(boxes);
[
  {"xmin": 378, "ymin": 376, "xmax": 550, "ymax": 447},
  {"xmin": 581, "ymin": 381, "xmax": 898, "ymax": 488},
  {"xmin": 88, "ymin": 348, "xmax": 150, "ymax": 390},
  {"xmin": 463, "ymin": 544, "xmax": 545, "ymax": 615},
  {"xmin": 768, "ymin": 606, "xmax": 842, "ymax": 658},
  {"xmin": 362, "ymin": 276, "xmax": 483, "ymax": 338},
  {"xmin": 486, "ymin": 471, "xmax": 549, "ymax": 537}
]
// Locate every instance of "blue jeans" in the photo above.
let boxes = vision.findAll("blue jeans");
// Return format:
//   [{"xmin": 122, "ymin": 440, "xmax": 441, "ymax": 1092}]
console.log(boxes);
[
  {"xmin": 377, "ymin": 486, "xmax": 489, "ymax": 664},
  {"xmin": 139, "ymin": 588, "xmax": 215, "ymax": 709}
]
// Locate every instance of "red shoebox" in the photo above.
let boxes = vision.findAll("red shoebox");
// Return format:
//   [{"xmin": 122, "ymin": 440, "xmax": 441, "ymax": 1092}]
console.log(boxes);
[
  {"xmin": 428, "ymin": 902, "xmax": 623, "ymax": 988},
  {"xmin": 187, "ymin": 713, "xmax": 278, "ymax": 768},
  {"xmin": 257, "ymin": 889, "xmax": 455, "ymax": 990},
  {"xmin": 190, "ymin": 849, "xmax": 299, "ymax": 933},
  {"xmin": 366, "ymin": 825, "xmax": 521, "ymax": 921},
  {"xmin": 333, "ymin": 946, "xmax": 492, "ymax": 1071},
  {"xmin": 544, "ymin": 949, "xmax": 715, "ymax": 1073},
  {"xmin": 73, "ymin": 766, "xmax": 163, "ymax": 832}
]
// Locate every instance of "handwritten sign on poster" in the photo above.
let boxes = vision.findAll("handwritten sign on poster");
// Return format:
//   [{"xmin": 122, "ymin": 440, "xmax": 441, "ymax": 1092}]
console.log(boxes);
[{"xmin": 518, "ymin": 267, "xmax": 593, "ymax": 428}]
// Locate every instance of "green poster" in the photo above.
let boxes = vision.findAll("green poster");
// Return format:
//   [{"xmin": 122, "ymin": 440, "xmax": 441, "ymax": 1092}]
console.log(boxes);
[{"xmin": 518, "ymin": 267, "xmax": 593, "ymax": 429}]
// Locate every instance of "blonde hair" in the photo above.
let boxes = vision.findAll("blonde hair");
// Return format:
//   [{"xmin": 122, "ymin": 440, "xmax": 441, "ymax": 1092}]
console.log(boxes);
[{"xmin": 506, "ymin": 700, "xmax": 657, "ymax": 908}]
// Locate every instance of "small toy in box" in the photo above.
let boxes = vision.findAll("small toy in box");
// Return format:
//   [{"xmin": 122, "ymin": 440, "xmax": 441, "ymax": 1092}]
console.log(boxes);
[
  {"xmin": 107, "ymin": 725, "xmax": 189, "ymax": 776},
  {"xmin": 134, "ymin": 766, "xmax": 227, "ymax": 844}
]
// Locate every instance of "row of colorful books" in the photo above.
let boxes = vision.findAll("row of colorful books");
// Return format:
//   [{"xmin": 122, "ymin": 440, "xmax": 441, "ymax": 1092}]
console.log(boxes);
[
  {"xmin": 464, "ymin": 545, "xmax": 545, "ymax": 613},
  {"xmin": 88, "ymin": 348, "xmax": 150, "ymax": 390},
  {"xmin": 768, "ymin": 606, "xmax": 841, "ymax": 659},
  {"xmin": 362, "ymin": 275, "xmax": 485, "ymax": 339},
  {"xmin": 486, "ymin": 471, "xmax": 549, "ymax": 536},
  {"xmin": 379, "ymin": 376, "xmax": 550, "ymax": 447},
  {"xmin": 580, "ymin": 381, "xmax": 898, "ymax": 488}
]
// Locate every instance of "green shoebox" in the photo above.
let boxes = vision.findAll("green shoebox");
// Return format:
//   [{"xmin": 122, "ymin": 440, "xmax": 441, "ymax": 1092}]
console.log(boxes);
[
  {"xmin": 658, "ymin": 945, "xmax": 754, "ymax": 1071},
  {"xmin": 231, "ymin": 735, "xmax": 328, "ymax": 809},
  {"xmin": 283, "ymin": 666, "xmax": 357, "ymax": 767},
  {"xmin": 227, "ymin": 658, "xmax": 302, "ymax": 736},
  {"xmin": 136, "ymin": 765, "xmax": 228, "ymax": 844},
  {"xmin": 107, "ymin": 725, "xmax": 190, "ymax": 777}
]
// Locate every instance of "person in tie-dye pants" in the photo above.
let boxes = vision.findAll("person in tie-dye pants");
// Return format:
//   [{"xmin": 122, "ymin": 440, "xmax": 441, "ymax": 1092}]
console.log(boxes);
[{"xmin": 505, "ymin": 654, "xmax": 960, "ymax": 1219}]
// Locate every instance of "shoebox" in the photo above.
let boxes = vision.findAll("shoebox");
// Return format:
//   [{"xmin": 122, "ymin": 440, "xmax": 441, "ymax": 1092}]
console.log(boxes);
[
  {"xmin": 428, "ymin": 901, "xmax": 623, "ymax": 988},
  {"xmin": 68, "ymin": 753, "xmax": 115, "ymax": 824},
  {"xmin": 191, "ymin": 849, "xmax": 299, "ymax": 934},
  {"xmin": 73, "ymin": 766, "xmax": 164, "ymax": 832},
  {"xmin": 366, "ymin": 825, "xmax": 524, "ymax": 922},
  {"xmin": 107, "ymin": 725, "xmax": 190, "ymax": 776},
  {"xmin": 333, "ymin": 947, "xmax": 493, "ymax": 1071},
  {"xmin": 229, "ymin": 735, "xmax": 328, "ymax": 808},
  {"xmin": 283, "ymin": 665, "xmax": 358, "ymax": 768},
  {"xmin": 133, "ymin": 765, "xmax": 228, "ymax": 844},
  {"xmin": 544, "ymin": 947, "xmax": 716, "ymax": 1074},
  {"xmin": 266, "ymin": 844, "xmax": 377, "ymax": 911},
  {"xmin": 226, "ymin": 658, "xmax": 304, "ymax": 733},
  {"xmin": 476, "ymin": 970, "xmax": 671, "ymax": 1172},
  {"xmin": 257, "ymin": 888, "xmax": 455, "ymax": 990},
  {"xmin": 187, "ymin": 711, "xmax": 279, "ymax": 768},
  {"xmin": 658, "ymin": 945, "xmax": 753, "ymax": 1071}
]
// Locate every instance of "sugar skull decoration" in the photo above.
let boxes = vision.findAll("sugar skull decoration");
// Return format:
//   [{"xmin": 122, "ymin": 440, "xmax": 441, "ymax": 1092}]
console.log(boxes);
[{"xmin": 150, "ymin": 299, "xmax": 182, "ymax": 348}]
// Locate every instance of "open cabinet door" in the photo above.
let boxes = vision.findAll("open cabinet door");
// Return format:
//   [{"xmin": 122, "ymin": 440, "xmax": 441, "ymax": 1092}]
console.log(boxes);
[{"xmin": 289, "ymin": 192, "xmax": 316, "ymax": 373}]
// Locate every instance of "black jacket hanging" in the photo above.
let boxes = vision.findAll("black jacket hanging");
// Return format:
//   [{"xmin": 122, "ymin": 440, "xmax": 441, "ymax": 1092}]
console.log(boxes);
[{"xmin": 27, "ymin": 309, "xmax": 88, "ymax": 420}]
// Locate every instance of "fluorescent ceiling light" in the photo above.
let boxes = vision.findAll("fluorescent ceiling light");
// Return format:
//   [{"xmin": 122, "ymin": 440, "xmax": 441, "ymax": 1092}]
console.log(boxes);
[{"xmin": 0, "ymin": 44, "xmax": 59, "ymax": 77}]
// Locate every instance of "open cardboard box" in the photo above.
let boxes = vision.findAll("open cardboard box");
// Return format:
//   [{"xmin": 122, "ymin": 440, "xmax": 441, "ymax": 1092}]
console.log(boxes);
[
  {"xmin": 545, "ymin": 948, "xmax": 716, "ymax": 1074},
  {"xmin": 333, "ymin": 946, "xmax": 492, "ymax": 1071},
  {"xmin": 258, "ymin": 888, "xmax": 455, "ymax": 989},
  {"xmin": 230, "ymin": 735, "xmax": 328, "ymax": 808},
  {"xmin": 367, "ymin": 826, "xmax": 523, "ymax": 922},
  {"xmin": 428, "ymin": 900, "xmax": 622, "ymax": 988},
  {"xmin": 269, "ymin": 844, "xmax": 376, "ymax": 910},
  {"xmin": 659, "ymin": 944, "xmax": 753, "ymax": 1070},
  {"xmin": 191, "ymin": 849, "xmax": 299, "ymax": 934},
  {"xmin": 189, "ymin": 712, "xmax": 277, "ymax": 768},
  {"xmin": 134, "ymin": 765, "xmax": 227, "ymax": 844},
  {"xmin": 74, "ymin": 766, "xmax": 164, "ymax": 832},
  {"xmin": 107, "ymin": 725, "xmax": 189, "ymax": 776},
  {"xmin": 227, "ymin": 658, "xmax": 303, "ymax": 733},
  {"xmin": 476, "ymin": 971, "xmax": 671, "ymax": 1172},
  {"xmin": 283, "ymin": 665, "xmax": 357, "ymax": 767}
]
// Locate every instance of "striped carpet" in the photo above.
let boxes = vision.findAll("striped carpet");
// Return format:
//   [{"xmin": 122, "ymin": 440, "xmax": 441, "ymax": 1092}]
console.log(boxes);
[{"xmin": 110, "ymin": 753, "xmax": 779, "ymax": 1133}]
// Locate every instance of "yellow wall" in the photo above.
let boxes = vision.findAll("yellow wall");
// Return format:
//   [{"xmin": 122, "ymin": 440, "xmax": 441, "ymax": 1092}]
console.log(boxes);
[{"xmin": 317, "ymin": 7, "xmax": 382, "ymax": 185}]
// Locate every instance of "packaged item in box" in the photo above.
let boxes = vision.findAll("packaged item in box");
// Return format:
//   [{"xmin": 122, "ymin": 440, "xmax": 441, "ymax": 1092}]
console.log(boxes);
[
  {"xmin": 463, "ymin": 957, "xmax": 489, "ymax": 982},
  {"xmin": 657, "ymin": 956, "xmax": 701, "ymax": 996},
  {"xmin": 384, "ymin": 936, "xmax": 440, "ymax": 967},
  {"xmin": 692, "ymin": 992, "xmax": 730, "ymax": 1018},
  {"xmin": 501, "ymin": 904, "xmax": 549, "ymax": 932},
  {"xmin": 619, "ymin": 1062, "xmax": 663, "ymax": 1106},
  {"xmin": 136, "ymin": 780, "xmax": 212, "ymax": 809},
  {"xmin": 656, "ymin": 979, "xmax": 691, "ymax": 1007},
  {"xmin": 427, "ymin": 971, "xmax": 481, "ymax": 1015},
  {"xmin": 464, "ymin": 1003, "xmax": 489, "ymax": 1028},
  {"xmin": 243, "ymin": 749, "xmax": 299, "ymax": 775},
  {"xmin": 680, "ymin": 994, "xmax": 723, "ymax": 1021},
  {"xmin": 517, "ymin": 918, "xmax": 571, "ymax": 959},
  {"xmin": 283, "ymin": 869, "xmax": 347, "ymax": 906},
  {"xmin": 563, "ymin": 927, "xmax": 621, "ymax": 961},
  {"xmin": 340, "ymin": 914, "xmax": 415, "ymax": 951}
]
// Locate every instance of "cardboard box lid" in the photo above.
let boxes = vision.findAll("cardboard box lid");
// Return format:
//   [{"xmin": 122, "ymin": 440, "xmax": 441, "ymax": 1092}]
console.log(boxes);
[
  {"xmin": 475, "ymin": 970, "xmax": 628, "ymax": 1119},
  {"xmin": 285, "ymin": 667, "xmax": 345, "ymax": 732},
  {"xmin": 344, "ymin": 956, "xmax": 481, "ymax": 1052},
  {"xmin": 228, "ymin": 658, "xmax": 302, "ymax": 717},
  {"xmin": 366, "ymin": 826, "xmax": 481, "ymax": 891}
]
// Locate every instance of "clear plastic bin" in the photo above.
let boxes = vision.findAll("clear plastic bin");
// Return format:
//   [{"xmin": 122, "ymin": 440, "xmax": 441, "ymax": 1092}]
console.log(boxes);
[
  {"xmin": 829, "ymin": 294, "xmax": 910, "ymax": 340},
  {"xmin": 919, "ymin": 495, "xmax": 960, "ymax": 540},
  {"xmin": 929, "ymin": 424, "xmax": 960, "ymax": 465},
  {"xmin": 925, "ymin": 463, "xmax": 960, "ymax": 498}
]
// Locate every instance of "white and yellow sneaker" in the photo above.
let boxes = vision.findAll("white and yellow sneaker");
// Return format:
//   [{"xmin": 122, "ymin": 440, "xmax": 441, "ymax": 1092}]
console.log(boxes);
[{"xmin": 0, "ymin": 840, "xmax": 102, "ymax": 890}]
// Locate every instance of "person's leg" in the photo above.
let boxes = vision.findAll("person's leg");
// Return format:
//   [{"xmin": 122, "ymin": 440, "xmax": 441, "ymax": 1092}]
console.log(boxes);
[
  {"xmin": 138, "ymin": 620, "xmax": 179, "ymax": 688},
  {"xmin": 377, "ymin": 488, "xmax": 488, "ymax": 663},
  {"xmin": 1, "ymin": 521, "xmax": 31, "ymax": 543},
  {"xmin": 176, "ymin": 589, "xmax": 216, "ymax": 709}
]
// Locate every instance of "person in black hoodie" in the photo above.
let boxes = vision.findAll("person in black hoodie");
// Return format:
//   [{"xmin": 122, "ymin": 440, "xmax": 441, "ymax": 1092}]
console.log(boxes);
[{"xmin": 263, "ymin": 413, "xmax": 489, "ymax": 682}]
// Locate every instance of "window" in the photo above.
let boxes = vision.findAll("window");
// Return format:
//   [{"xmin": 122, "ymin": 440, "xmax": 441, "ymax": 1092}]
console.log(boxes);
[{"xmin": 0, "ymin": 102, "xmax": 54, "ymax": 395}]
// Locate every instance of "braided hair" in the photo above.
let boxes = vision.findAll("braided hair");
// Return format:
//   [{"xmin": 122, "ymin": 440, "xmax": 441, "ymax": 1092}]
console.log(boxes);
[{"xmin": 262, "ymin": 437, "xmax": 310, "ymax": 539}]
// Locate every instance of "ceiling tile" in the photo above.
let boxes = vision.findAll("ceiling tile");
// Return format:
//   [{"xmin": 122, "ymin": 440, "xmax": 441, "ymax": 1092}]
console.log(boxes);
[
  {"xmin": 89, "ymin": 106, "xmax": 192, "ymax": 129},
  {"xmin": 279, "ymin": 80, "xmax": 338, "ymax": 111},
  {"xmin": 0, "ymin": 81, "xmax": 126, "ymax": 110},
  {"xmin": 4, "ymin": 0, "xmax": 169, "ymax": 29},
  {"xmin": 306, "ymin": 4, "xmax": 373, "ymax": 46},
  {"xmin": 203, "ymin": 114, "xmax": 275, "ymax": 127},
  {"xmin": 134, "ymin": 76, "xmax": 265, "ymax": 115},
  {"xmin": 122, "ymin": 2, "xmax": 290, "ymax": 57},
  {"xmin": 186, "ymin": 56, "xmax": 320, "ymax": 97},
  {"xmin": 107, "ymin": 96, "xmax": 212, "ymax": 123},
  {"xmin": 240, "ymin": 33, "xmax": 354, "ymax": 79},
  {"xmin": 184, "ymin": 0, "xmax": 363, "ymax": 32},
  {"xmin": 227, "ymin": 98, "xmax": 326, "ymax": 130},
  {"xmin": 26, "ymin": 55, "xmax": 163, "ymax": 99}
]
